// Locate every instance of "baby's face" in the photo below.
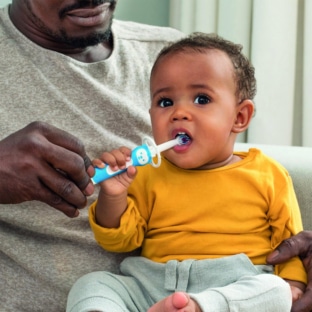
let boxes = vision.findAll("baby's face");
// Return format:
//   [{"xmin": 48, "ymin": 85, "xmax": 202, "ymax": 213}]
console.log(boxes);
[{"xmin": 149, "ymin": 50, "xmax": 240, "ymax": 170}]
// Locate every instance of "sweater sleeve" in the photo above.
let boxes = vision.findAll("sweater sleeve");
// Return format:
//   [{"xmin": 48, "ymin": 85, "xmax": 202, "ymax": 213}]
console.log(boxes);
[{"xmin": 88, "ymin": 198, "xmax": 147, "ymax": 252}]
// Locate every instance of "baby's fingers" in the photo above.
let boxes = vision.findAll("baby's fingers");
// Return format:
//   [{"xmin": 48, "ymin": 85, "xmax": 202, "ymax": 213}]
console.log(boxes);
[
  {"xmin": 92, "ymin": 158, "xmax": 105, "ymax": 168},
  {"xmin": 100, "ymin": 148, "xmax": 131, "ymax": 170},
  {"xmin": 119, "ymin": 146, "xmax": 132, "ymax": 160},
  {"xmin": 126, "ymin": 166, "xmax": 137, "ymax": 179}
]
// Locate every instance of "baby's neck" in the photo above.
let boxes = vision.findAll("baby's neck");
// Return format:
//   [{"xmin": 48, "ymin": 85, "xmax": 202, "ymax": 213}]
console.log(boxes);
[{"xmin": 199, "ymin": 154, "xmax": 241, "ymax": 170}]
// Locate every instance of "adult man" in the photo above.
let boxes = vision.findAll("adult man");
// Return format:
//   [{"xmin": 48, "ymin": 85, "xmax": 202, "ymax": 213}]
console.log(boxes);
[
  {"xmin": 0, "ymin": 1, "xmax": 311, "ymax": 312},
  {"xmin": 0, "ymin": 0, "xmax": 183, "ymax": 310}
]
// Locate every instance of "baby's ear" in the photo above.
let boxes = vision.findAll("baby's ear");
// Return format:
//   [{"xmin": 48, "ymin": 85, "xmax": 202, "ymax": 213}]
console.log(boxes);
[{"xmin": 232, "ymin": 100, "xmax": 254, "ymax": 133}]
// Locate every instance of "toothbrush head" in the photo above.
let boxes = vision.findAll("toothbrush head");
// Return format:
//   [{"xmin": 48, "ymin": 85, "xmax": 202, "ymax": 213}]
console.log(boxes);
[{"xmin": 176, "ymin": 133, "xmax": 191, "ymax": 145}]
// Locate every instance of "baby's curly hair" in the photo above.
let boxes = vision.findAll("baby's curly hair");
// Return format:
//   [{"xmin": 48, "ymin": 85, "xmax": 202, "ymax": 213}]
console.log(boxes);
[{"xmin": 151, "ymin": 32, "xmax": 256, "ymax": 102}]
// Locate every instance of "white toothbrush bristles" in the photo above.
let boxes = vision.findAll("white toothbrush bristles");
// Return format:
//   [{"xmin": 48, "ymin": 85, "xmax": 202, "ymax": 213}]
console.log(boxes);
[{"xmin": 176, "ymin": 134, "xmax": 190, "ymax": 145}]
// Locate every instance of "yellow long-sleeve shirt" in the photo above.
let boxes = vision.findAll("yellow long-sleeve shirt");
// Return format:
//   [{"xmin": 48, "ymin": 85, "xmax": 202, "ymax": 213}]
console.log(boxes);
[{"xmin": 89, "ymin": 148, "xmax": 307, "ymax": 284}]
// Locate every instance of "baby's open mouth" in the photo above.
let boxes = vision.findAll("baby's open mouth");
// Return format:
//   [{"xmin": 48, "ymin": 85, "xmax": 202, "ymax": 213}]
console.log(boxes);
[{"xmin": 175, "ymin": 132, "xmax": 191, "ymax": 145}]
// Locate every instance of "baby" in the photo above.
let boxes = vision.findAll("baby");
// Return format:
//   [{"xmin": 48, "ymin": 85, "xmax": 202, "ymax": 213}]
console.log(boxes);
[{"xmin": 67, "ymin": 33, "xmax": 306, "ymax": 312}]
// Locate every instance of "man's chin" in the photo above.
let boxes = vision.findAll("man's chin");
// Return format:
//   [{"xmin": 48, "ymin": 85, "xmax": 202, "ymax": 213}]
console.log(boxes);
[{"xmin": 63, "ymin": 30, "xmax": 112, "ymax": 49}]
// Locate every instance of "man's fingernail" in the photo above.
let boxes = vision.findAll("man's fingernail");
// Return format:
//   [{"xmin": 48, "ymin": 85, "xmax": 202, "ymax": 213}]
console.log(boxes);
[
  {"xmin": 269, "ymin": 250, "xmax": 279, "ymax": 260},
  {"xmin": 84, "ymin": 183, "xmax": 94, "ymax": 196}
]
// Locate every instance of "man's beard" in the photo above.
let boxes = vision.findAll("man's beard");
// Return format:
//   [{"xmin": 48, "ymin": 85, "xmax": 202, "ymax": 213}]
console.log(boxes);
[
  {"xmin": 58, "ymin": 20, "xmax": 113, "ymax": 49},
  {"xmin": 25, "ymin": 0, "xmax": 115, "ymax": 49}
]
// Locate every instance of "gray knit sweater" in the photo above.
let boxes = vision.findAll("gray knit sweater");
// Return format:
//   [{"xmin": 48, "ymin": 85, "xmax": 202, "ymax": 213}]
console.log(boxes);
[{"xmin": 0, "ymin": 5, "xmax": 184, "ymax": 311}]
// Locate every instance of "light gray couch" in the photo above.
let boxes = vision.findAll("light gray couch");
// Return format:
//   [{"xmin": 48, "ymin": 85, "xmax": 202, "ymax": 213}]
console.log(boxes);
[{"xmin": 235, "ymin": 143, "xmax": 312, "ymax": 230}]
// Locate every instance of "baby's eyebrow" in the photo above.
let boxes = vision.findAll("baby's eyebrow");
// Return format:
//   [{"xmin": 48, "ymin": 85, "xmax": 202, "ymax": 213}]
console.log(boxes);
[
  {"xmin": 189, "ymin": 83, "xmax": 214, "ymax": 91},
  {"xmin": 188, "ymin": 84, "xmax": 217, "ymax": 97},
  {"xmin": 152, "ymin": 87, "xmax": 173, "ymax": 99}
]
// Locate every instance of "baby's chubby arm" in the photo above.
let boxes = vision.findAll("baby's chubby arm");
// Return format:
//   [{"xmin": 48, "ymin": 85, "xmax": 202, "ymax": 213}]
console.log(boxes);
[
  {"xmin": 93, "ymin": 146, "xmax": 137, "ymax": 228},
  {"xmin": 285, "ymin": 279, "xmax": 306, "ymax": 304}
]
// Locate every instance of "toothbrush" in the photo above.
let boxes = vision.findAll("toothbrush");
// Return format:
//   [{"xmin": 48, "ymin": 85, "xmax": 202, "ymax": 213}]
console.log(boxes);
[{"xmin": 91, "ymin": 134, "xmax": 190, "ymax": 184}]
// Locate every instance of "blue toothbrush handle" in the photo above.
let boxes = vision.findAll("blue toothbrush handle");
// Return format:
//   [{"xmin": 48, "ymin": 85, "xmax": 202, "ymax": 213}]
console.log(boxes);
[{"xmin": 91, "ymin": 144, "xmax": 153, "ymax": 184}]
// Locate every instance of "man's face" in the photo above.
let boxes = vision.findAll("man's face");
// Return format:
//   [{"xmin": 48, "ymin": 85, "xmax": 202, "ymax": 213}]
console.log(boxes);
[{"xmin": 21, "ymin": 0, "xmax": 117, "ymax": 48}]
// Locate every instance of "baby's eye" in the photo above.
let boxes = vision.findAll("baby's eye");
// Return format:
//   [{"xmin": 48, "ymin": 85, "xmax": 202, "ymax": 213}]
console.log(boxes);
[
  {"xmin": 194, "ymin": 95, "xmax": 210, "ymax": 105},
  {"xmin": 158, "ymin": 98, "xmax": 173, "ymax": 108}
]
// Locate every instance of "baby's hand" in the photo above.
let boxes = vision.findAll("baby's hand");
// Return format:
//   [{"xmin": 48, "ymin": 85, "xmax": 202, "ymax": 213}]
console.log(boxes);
[
  {"xmin": 96, "ymin": 146, "xmax": 131, "ymax": 172},
  {"xmin": 285, "ymin": 279, "xmax": 305, "ymax": 303},
  {"xmin": 93, "ymin": 147, "xmax": 137, "ymax": 195},
  {"xmin": 290, "ymin": 285, "xmax": 304, "ymax": 302}
]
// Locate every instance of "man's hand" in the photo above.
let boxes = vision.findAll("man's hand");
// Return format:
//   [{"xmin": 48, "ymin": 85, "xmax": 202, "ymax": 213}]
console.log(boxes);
[
  {"xmin": 267, "ymin": 231, "xmax": 312, "ymax": 312},
  {"xmin": 0, "ymin": 121, "xmax": 94, "ymax": 217}
]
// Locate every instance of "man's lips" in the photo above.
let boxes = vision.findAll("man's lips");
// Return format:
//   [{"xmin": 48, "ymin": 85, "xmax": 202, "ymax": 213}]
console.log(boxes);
[
  {"xmin": 65, "ymin": 3, "xmax": 111, "ymax": 27},
  {"xmin": 67, "ymin": 3, "xmax": 110, "ymax": 17}
]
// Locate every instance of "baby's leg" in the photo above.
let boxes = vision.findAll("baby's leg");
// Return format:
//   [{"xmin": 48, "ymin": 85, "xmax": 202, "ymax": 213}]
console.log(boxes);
[
  {"xmin": 148, "ymin": 292, "xmax": 202, "ymax": 312},
  {"xmin": 66, "ymin": 271, "xmax": 151, "ymax": 312}
]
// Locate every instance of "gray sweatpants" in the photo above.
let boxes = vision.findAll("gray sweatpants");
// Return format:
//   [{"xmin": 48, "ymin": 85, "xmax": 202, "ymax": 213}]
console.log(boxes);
[{"xmin": 66, "ymin": 253, "xmax": 292, "ymax": 312}]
